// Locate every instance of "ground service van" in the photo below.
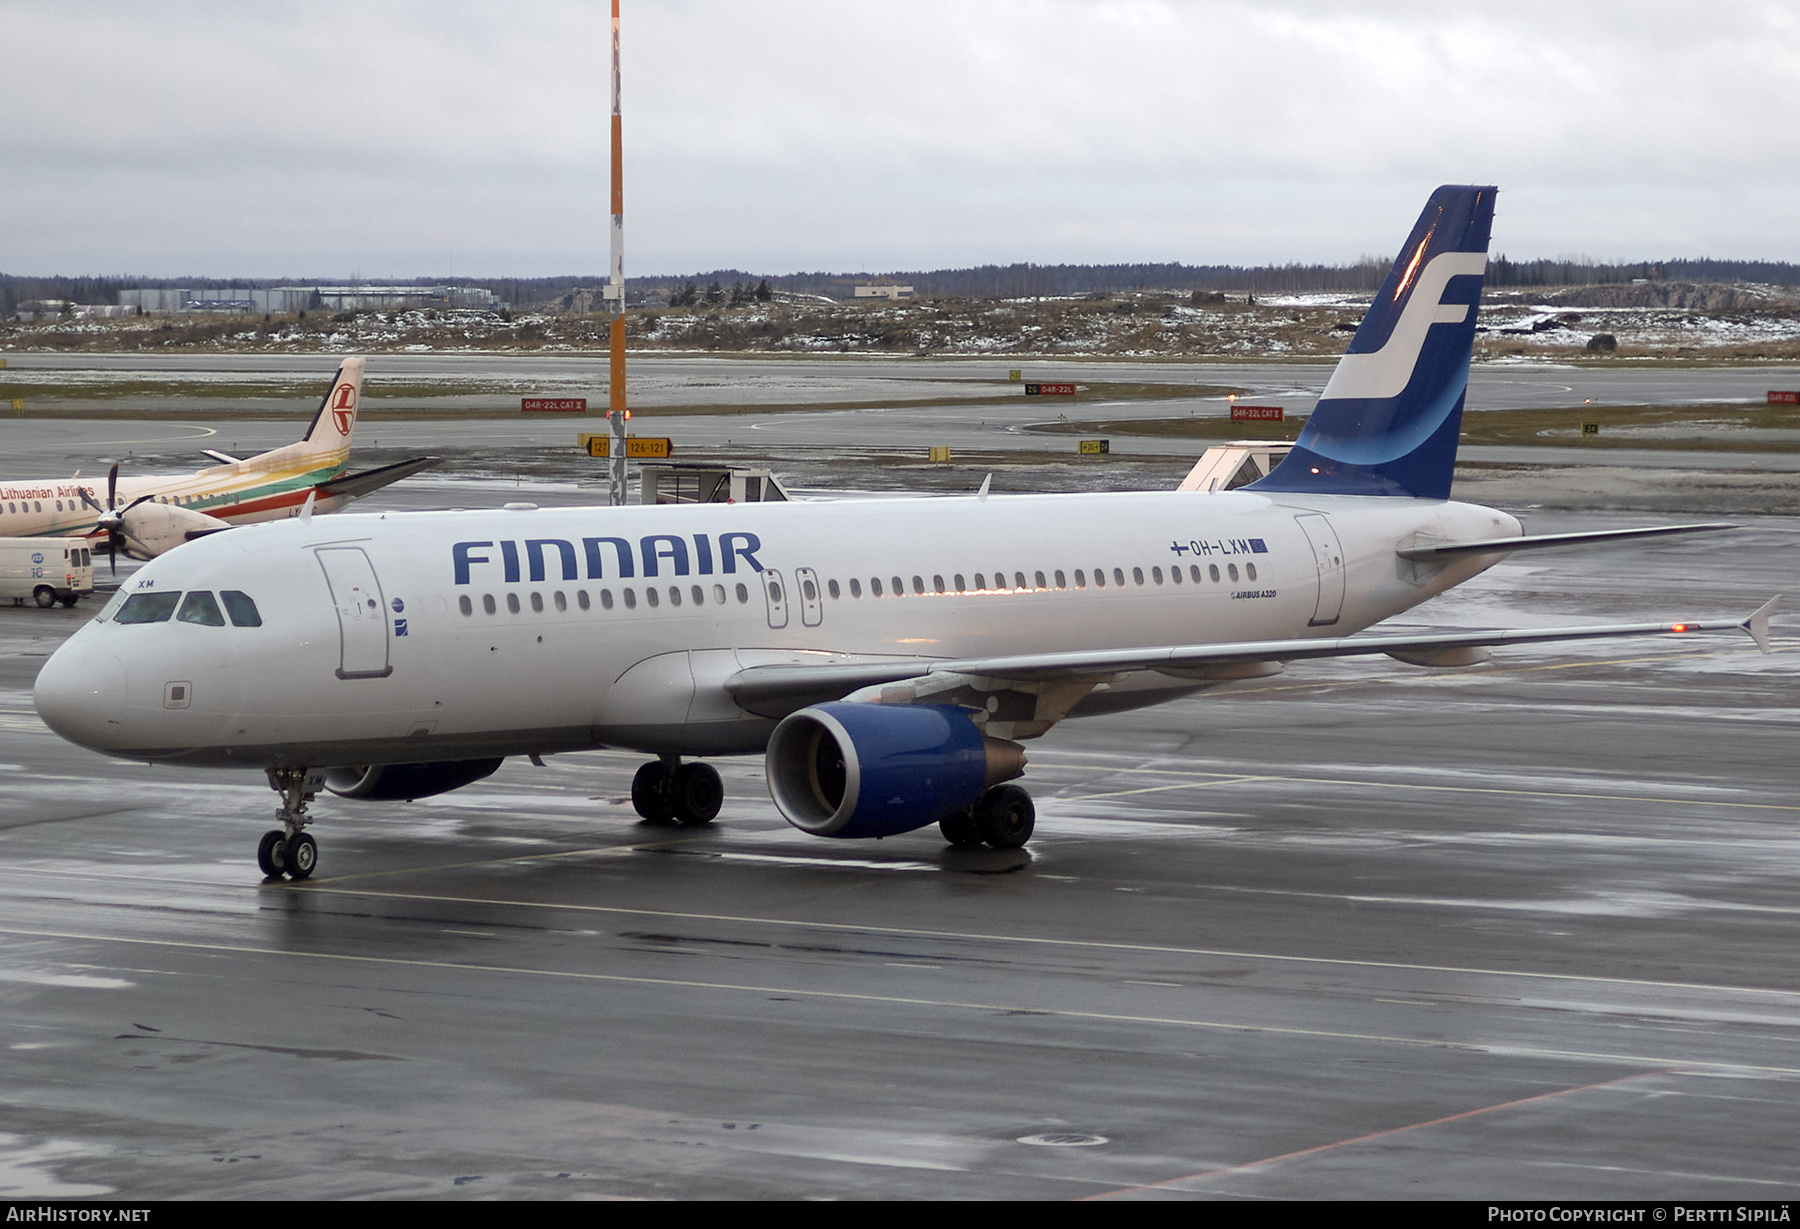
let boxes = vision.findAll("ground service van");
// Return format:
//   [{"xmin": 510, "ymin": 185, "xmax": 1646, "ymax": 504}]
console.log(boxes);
[{"xmin": 0, "ymin": 538, "xmax": 95, "ymax": 607}]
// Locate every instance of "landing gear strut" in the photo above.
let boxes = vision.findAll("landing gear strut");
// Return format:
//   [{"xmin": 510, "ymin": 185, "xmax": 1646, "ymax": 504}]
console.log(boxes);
[
  {"xmin": 631, "ymin": 757, "xmax": 723, "ymax": 826},
  {"xmin": 940, "ymin": 784, "xmax": 1036, "ymax": 850},
  {"xmin": 259, "ymin": 766, "xmax": 320, "ymax": 880}
]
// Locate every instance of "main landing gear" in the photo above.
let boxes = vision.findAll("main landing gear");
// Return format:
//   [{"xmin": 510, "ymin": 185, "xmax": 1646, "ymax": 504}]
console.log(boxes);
[
  {"xmin": 258, "ymin": 766, "xmax": 320, "ymax": 881},
  {"xmin": 630, "ymin": 756, "xmax": 724, "ymax": 826},
  {"xmin": 939, "ymin": 784, "xmax": 1036, "ymax": 851}
]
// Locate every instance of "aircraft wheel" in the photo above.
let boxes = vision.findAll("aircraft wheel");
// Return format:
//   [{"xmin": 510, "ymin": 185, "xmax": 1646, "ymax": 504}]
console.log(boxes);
[
  {"xmin": 630, "ymin": 761, "xmax": 675, "ymax": 822},
  {"xmin": 670, "ymin": 762, "xmax": 723, "ymax": 825},
  {"xmin": 974, "ymin": 785, "xmax": 1035, "ymax": 850},
  {"xmin": 256, "ymin": 829, "xmax": 289, "ymax": 878},
  {"xmin": 33, "ymin": 586, "xmax": 55, "ymax": 609},
  {"xmin": 938, "ymin": 809, "xmax": 984, "ymax": 849},
  {"xmin": 287, "ymin": 833, "xmax": 318, "ymax": 880}
]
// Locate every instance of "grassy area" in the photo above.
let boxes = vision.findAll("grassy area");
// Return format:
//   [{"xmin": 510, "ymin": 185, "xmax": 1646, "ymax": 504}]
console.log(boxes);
[
  {"xmin": 1457, "ymin": 401, "xmax": 1800, "ymax": 449},
  {"xmin": 1028, "ymin": 415, "xmax": 1303, "ymax": 441},
  {"xmin": 0, "ymin": 376, "xmax": 1246, "ymax": 418}
]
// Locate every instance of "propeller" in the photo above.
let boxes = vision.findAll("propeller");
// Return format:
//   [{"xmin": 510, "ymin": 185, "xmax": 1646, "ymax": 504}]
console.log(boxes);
[
  {"xmin": 80, "ymin": 462, "xmax": 153, "ymax": 574},
  {"xmin": 75, "ymin": 475, "xmax": 114, "ymax": 573}
]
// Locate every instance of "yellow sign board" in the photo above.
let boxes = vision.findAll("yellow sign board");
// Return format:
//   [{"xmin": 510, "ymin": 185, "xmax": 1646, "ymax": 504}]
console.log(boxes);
[
  {"xmin": 929, "ymin": 445, "xmax": 951, "ymax": 463},
  {"xmin": 10, "ymin": 399, "xmax": 22, "ymax": 414},
  {"xmin": 1078, "ymin": 439, "xmax": 1110, "ymax": 455},
  {"xmin": 1007, "ymin": 369, "xmax": 1021, "ymax": 382},
  {"xmin": 578, "ymin": 434, "xmax": 672, "ymax": 458}
]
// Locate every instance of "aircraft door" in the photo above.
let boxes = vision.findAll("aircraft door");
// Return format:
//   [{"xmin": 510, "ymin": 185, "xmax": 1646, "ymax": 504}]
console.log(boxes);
[
  {"xmin": 1295, "ymin": 513, "xmax": 1345, "ymax": 627},
  {"xmin": 316, "ymin": 546, "xmax": 394, "ymax": 678},
  {"xmin": 762, "ymin": 568, "xmax": 789, "ymax": 629},
  {"xmin": 794, "ymin": 566, "xmax": 823, "ymax": 628}
]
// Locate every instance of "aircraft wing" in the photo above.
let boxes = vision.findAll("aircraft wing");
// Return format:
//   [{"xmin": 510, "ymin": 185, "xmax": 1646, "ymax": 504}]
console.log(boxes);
[
  {"xmin": 315, "ymin": 456, "xmax": 441, "ymax": 502},
  {"xmin": 725, "ymin": 599, "xmax": 1777, "ymax": 731}
]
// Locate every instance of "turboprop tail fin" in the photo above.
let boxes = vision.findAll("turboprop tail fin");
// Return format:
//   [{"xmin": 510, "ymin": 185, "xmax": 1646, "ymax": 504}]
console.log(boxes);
[
  {"xmin": 295, "ymin": 356, "xmax": 367, "ymax": 462},
  {"xmin": 1253, "ymin": 186, "xmax": 1496, "ymax": 500}
]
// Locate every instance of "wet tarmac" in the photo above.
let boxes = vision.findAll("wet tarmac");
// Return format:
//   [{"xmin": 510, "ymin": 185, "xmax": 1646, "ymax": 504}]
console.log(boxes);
[{"xmin": 2, "ymin": 372, "xmax": 1799, "ymax": 1199}]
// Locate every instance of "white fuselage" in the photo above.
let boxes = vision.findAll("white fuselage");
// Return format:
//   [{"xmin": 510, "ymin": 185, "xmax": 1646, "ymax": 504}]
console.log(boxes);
[{"xmin": 35, "ymin": 490, "xmax": 1519, "ymax": 769}]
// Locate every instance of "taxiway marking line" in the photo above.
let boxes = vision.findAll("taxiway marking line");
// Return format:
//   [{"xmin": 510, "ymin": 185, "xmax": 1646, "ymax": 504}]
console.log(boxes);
[
  {"xmin": 1037, "ymin": 760, "xmax": 1800, "ymax": 812},
  {"xmin": 1065, "ymin": 775, "xmax": 1274, "ymax": 800},
  {"xmin": 5, "ymin": 925, "xmax": 1798, "ymax": 1078},
  {"xmin": 5, "ymin": 879, "xmax": 1800, "ymax": 1002},
  {"xmin": 1085, "ymin": 1067, "xmax": 1680, "ymax": 1199}
]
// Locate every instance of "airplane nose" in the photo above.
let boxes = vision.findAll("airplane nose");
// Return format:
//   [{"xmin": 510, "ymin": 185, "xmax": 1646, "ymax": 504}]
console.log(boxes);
[{"xmin": 34, "ymin": 638, "xmax": 129, "ymax": 753}]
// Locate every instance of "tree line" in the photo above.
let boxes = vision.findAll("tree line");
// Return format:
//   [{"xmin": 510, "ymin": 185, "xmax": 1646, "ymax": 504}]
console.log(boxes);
[{"xmin": 10, "ymin": 255, "xmax": 1800, "ymax": 315}]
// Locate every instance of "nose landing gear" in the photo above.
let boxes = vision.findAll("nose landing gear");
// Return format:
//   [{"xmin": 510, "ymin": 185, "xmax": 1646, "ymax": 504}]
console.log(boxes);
[
  {"xmin": 630, "ymin": 757, "xmax": 723, "ymax": 826},
  {"xmin": 259, "ymin": 766, "xmax": 321, "ymax": 881}
]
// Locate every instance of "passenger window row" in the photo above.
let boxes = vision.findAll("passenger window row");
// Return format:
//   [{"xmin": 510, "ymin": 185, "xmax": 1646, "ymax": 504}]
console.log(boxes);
[
  {"xmin": 4, "ymin": 496, "xmax": 216, "ymax": 514},
  {"xmin": 832, "ymin": 560, "xmax": 1258, "ymax": 597},
  {"xmin": 459, "ymin": 583, "xmax": 754, "ymax": 617},
  {"xmin": 456, "ymin": 559, "xmax": 1261, "ymax": 620}
]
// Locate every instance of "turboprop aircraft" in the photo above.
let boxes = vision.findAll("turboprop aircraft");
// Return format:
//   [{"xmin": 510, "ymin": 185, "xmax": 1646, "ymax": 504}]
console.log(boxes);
[
  {"xmin": 33, "ymin": 186, "xmax": 1773, "ymax": 881},
  {"xmin": 0, "ymin": 357, "xmax": 435, "ymax": 564}
]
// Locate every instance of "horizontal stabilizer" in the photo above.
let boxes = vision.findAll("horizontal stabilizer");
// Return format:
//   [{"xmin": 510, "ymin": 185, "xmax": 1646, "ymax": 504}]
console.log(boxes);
[
  {"xmin": 1742, "ymin": 595, "xmax": 1779, "ymax": 654},
  {"xmin": 1397, "ymin": 522, "xmax": 1738, "ymax": 561},
  {"xmin": 315, "ymin": 456, "xmax": 440, "ymax": 501}
]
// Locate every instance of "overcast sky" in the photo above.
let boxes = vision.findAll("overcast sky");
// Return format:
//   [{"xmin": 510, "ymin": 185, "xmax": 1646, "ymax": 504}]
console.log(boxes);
[{"xmin": 6, "ymin": 1, "xmax": 1798, "ymax": 279}]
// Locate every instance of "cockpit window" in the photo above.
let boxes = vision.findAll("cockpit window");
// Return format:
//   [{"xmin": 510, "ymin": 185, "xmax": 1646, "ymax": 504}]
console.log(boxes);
[
  {"xmin": 220, "ymin": 590, "xmax": 263, "ymax": 627},
  {"xmin": 177, "ymin": 591, "xmax": 226, "ymax": 627},
  {"xmin": 114, "ymin": 591, "xmax": 182, "ymax": 624},
  {"xmin": 94, "ymin": 588, "xmax": 130, "ymax": 622}
]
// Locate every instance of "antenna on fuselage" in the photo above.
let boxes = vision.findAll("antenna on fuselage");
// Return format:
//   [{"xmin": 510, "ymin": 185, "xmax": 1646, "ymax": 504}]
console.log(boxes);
[{"xmin": 604, "ymin": 0, "xmax": 629, "ymax": 507}]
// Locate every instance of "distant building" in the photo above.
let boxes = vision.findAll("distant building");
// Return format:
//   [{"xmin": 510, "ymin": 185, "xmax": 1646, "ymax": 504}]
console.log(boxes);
[
  {"xmin": 119, "ymin": 288, "xmax": 306, "ymax": 314},
  {"xmin": 853, "ymin": 284, "xmax": 915, "ymax": 300},
  {"xmin": 302, "ymin": 285, "xmax": 500, "ymax": 312},
  {"xmin": 117, "ymin": 285, "xmax": 500, "ymax": 314}
]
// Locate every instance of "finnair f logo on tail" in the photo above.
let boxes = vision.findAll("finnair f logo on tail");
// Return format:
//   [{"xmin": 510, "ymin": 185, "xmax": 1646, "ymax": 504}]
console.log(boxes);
[{"xmin": 1319, "ymin": 251, "xmax": 1487, "ymax": 403}]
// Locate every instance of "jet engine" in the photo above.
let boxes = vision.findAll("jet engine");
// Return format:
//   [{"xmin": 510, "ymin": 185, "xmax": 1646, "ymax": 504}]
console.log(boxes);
[
  {"xmin": 325, "ymin": 758, "xmax": 505, "ymax": 801},
  {"xmin": 764, "ymin": 703, "xmax": 1025, "ymax": 839}
]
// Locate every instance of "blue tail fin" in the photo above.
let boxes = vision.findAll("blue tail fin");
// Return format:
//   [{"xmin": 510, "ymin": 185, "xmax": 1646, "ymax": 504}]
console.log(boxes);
[{"xmin": 1252, "ymin": 185, "xmax": 1496, "ymax": 500}]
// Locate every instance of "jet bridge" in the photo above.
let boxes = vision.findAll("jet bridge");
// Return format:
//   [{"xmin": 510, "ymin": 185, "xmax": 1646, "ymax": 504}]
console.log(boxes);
[
  {"xmin": 1177, "ymin": 442, "xmax": 1294, "ymax": 493},
  {"xmin": 640, "ymin": 465, "xmax": 791, "ymax": 506}
]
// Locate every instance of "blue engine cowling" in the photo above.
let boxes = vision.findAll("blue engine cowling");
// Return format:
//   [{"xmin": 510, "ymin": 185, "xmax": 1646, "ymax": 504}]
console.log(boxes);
[
  {"xmin": 765, "ymin": 703, "xmax": 1025, "ymax": 838},
  {"xmin": 325, "ymin": 758, "xmax": 505, "ymax": 801}
]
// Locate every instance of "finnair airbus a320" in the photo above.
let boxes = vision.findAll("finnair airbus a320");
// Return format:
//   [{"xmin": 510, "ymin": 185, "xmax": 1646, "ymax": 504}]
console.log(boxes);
[{"xmin": 34, "ymin": 187, "xmax": 1771, "ymax": 880}]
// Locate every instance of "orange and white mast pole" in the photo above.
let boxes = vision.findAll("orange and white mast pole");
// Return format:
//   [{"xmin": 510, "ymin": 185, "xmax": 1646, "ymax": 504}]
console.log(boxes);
[{"xmin": 605, "ymin": 0, "xmax": 628, "ymax": 505}]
